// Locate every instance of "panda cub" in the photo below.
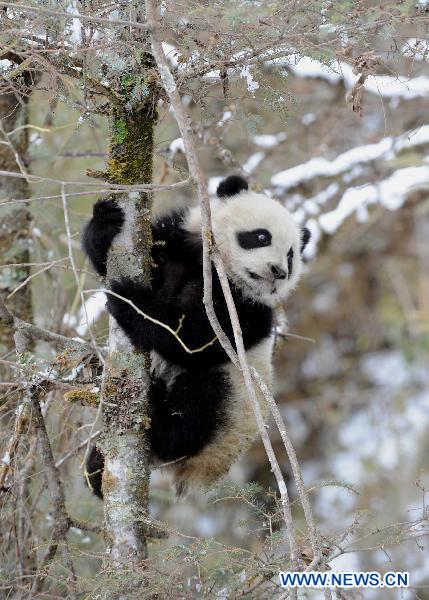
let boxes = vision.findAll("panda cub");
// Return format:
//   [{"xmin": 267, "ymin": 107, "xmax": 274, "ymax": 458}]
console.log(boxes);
[{"xmin": 83, "ymin": 175, "xmax": 310, "ymax": 496}]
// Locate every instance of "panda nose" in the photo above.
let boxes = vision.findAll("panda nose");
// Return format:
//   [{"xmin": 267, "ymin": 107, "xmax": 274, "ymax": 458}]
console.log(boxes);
[{"xmin": 270, "ymin": 264, "xmax": 287, "ymax": 280}]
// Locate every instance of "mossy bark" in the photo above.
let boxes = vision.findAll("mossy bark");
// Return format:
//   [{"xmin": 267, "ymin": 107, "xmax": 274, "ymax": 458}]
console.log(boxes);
[
  {"xmin": 101, "ymin": 71, "xmax": 158, "ymax": 574},
  {"xmin": 0, "ymin": 92, "xmax": 32, "ymax": 372}
]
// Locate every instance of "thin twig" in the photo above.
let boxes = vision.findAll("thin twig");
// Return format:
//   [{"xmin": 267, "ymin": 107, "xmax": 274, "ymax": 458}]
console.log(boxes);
[
  {"xmin": 84, "ymin": 288, "xmax": 218, "ymax": 355},
  {"xmin": 7, "ymin": 258, "xmax": 68, "ymax": 299},
  {"xmin": 31, "ymin": 401, "xmax": 76, "ymax": 596},
  {"xmin": 61, "ymin": 184, "xmax": 104, "ymax": 365},
  {"xmin": 0, "ymin": 169, "xmax": 190, "ymax": 191},
  {"xmin": 0, "ymin": 120, "xmax": 29, "ymax": 179},
  {"xmin": 55, "ymin": 430, "xmax": 102, "ymax": 469}
]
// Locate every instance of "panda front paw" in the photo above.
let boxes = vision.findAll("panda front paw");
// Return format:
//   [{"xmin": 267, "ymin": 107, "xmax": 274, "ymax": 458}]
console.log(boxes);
[
  {"xmin": 82, "ymin": 199, "xmax": 126, "ymax": 276},
  {"xmin": 92, "ymin": 199, "xmax": 125, "ymax": 232},
  {"xmin": 107, "ymin": 277, "xmax": 153, "ymax": 315},
  {"xmin": 106, "ymin": 277, "xmax": 155, "ymax": 350}
]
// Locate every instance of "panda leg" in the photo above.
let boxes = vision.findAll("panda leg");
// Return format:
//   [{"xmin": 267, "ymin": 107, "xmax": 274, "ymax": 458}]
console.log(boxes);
[
  {"xmin": 148, "ymin": 369, "xmax": 230, "ymax": 463},
  {"xmin": 86, "ymin": 370, "xmax": 229, "ymax": 498}
]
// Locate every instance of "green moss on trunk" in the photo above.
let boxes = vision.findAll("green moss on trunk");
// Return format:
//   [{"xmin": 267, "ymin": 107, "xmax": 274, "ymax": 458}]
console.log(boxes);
[{"xmin": 107, "ymin": 106, "xmax": 155, "ymax": 186}]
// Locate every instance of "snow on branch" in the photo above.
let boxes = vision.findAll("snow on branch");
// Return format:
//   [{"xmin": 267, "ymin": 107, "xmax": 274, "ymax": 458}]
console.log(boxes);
[
  {"xmin": 272, "ymin": 125, "xmax": 429, "ymax": 191},
  {"xmin": 268, "ymin": 52, "xmax": 429, "ymax": 100},
  {"xmin": 271, "ymin": 125, "xmax": 429, "ymax": 256},
  {"xmin": 319, "ymin": 166, "xmax": 429, "ymax": 235}
]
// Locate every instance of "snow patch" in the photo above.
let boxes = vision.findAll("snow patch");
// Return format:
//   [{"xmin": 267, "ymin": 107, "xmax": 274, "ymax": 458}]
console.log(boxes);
[
  {"xmin": 312, "ymin": 183, "xmax": 340, "ymax": 206},
  {"xmin": 208, "ymin": 177, "xmax": 224, "ymax": 196},
  {"xmin": 217, "ymin": 111, "xmax": 232, "ymax": 127},
  {"xmin": 301, "ymin": 335, "xmax": 342, "ymax": 379},
  {"xmin": 270, "ymin": 52, "xmax": 429, "ymax": 100},
  {"xmin": 30, "ymin": 132, "xmax": 43, "ymax": 146},
  {"xmin": 286, "ymin": 55, "xmax": 342, "ymax": 84},
  {"xmin": 162, "ymin": 42, "xmax": 180, "ymax": 67},
  {"xmin": 242, "ymin": 152, "xmax": 265, "ymax": 174},
  {"xmin": 169, "ymin": 137, "xmax": 185, "ymax": 155},
  {"xmin": 395, "ymin": 124, "xmax": 429, "ymax": 151},
  {"xmin": 64, "ymin": 291, "xmax": 106, "ymax": 336},
  {"xmin": 302, "ymin": 113, "xmax": 316, "ymax": 125},
  {"xmin": 361, "ymin": 351, "xmax": 412, "ymax": 388},
  {"xmin": 402, "ymin": 38, "xmax": 429, "ymax": 62},
  {"xmin": 252, "ymin": 132, "xmax": 287, "ymax": 148},
  {"xmin": 0, "ymin": 59, "xmax": 12, "ymax": 70},
  {"xmin": 239, "ymin": 65, "xmax": 259, "ymax": 93}
]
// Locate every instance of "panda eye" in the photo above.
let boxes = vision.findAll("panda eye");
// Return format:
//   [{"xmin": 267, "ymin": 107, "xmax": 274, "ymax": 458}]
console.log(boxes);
[{"xmin": 237, "ymin": 229, "xmax": 272, "ymax": 250}]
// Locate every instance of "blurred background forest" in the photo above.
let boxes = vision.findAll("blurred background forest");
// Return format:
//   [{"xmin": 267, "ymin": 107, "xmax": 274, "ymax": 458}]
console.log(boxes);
[{"xmin": 1, "ymin": 1, "xmax": 429, "ymax": 598}]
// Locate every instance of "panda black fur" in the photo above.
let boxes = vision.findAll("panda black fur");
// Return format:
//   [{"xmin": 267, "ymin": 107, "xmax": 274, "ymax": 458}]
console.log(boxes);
[{"xmin": 82, "ymin": 175, "xmax": 310, "ymax": 496}]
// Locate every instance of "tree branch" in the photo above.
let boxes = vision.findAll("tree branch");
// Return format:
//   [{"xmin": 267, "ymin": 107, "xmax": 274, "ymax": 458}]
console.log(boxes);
[
  {"xmin": 30, "ymin": 397, "xmax": 76, "ymax": 594},
  {"xmin": 0, "ymin": 2, "xmax": 152, "ymax": 31},
  {"xmin": 0, "ymin": 168, "xmax": 190, "ymax": 191},
  {"xmin": 5, "ymin": 324, "xmax": 78, "ymax": 596},
  {"xmin": 0, "ymin": 294, "xmax": 94, "ymax": 352}
]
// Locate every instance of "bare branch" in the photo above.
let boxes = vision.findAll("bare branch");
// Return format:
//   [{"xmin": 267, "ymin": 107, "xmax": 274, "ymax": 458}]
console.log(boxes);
[
  {"xmin": 0, "ymin": 2, "xmax": 152, "ymax": 31},
  {"xmin": 55, "ymin": 430, "xmax": 102, "ymax": 469},
  {"xmin": 30, "ymin": 400, "xmax": 75, "ymax": 595},
  {"xmin": 0, "ymin": 168, "xmax": 190, "ymax": 192},
  {"xmin": 61, "ymin": 184, "xmax": 104, "ymax": 364},
  {"xmin": 0, "ymin": 294, "xmax": 94, "ymax": 352}
]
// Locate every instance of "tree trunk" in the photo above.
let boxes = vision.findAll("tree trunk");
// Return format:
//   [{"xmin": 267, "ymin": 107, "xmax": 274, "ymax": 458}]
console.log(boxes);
[
  {"xmin": 0, "ymin": 90, "xmax": 32, "ymax": 368},
  {"xmin": 100, "ymin": 47, "xmax": 157, "ymax": 576},
  {"xmin": 0, "ymin": 76, "xmax": 37, "ymax": 586}
]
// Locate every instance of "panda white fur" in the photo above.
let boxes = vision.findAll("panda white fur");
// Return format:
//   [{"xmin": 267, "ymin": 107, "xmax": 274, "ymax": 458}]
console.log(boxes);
[{"xmin": 82, "ymin": 175, "xmax": 310, "ymax": 496}]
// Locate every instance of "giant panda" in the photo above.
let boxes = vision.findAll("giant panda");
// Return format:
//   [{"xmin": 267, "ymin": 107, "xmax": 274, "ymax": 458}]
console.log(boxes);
[{"xmin": 82, "ymin": 175, "xmax": 310, "ymax": 496}]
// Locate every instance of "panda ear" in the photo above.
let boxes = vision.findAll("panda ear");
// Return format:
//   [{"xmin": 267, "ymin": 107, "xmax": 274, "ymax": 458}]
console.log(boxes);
[
  {"xmin": 300, "ymin": 227, "xmax": 311, "ymax": 253},
  {"xmin": 216, "ymin": 175, "xmax": 248, "ymax": 198}
]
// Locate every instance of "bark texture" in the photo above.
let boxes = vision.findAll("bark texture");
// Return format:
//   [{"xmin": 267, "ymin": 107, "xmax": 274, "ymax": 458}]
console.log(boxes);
[{"xmin": 100, "ymin": 45, "xmax": 158, "ymax": 574}]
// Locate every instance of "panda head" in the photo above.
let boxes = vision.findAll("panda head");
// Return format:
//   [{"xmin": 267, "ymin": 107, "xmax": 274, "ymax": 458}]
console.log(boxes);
[{"xmin": 211, "ymin": 175, "xmax": 310, "ymax": 306}]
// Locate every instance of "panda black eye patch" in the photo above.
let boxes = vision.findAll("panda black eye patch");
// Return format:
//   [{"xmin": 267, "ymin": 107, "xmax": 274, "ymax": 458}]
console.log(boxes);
[{"xmin": 237, "ymin": 229, "xmax": 272, "ymax": 250}]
